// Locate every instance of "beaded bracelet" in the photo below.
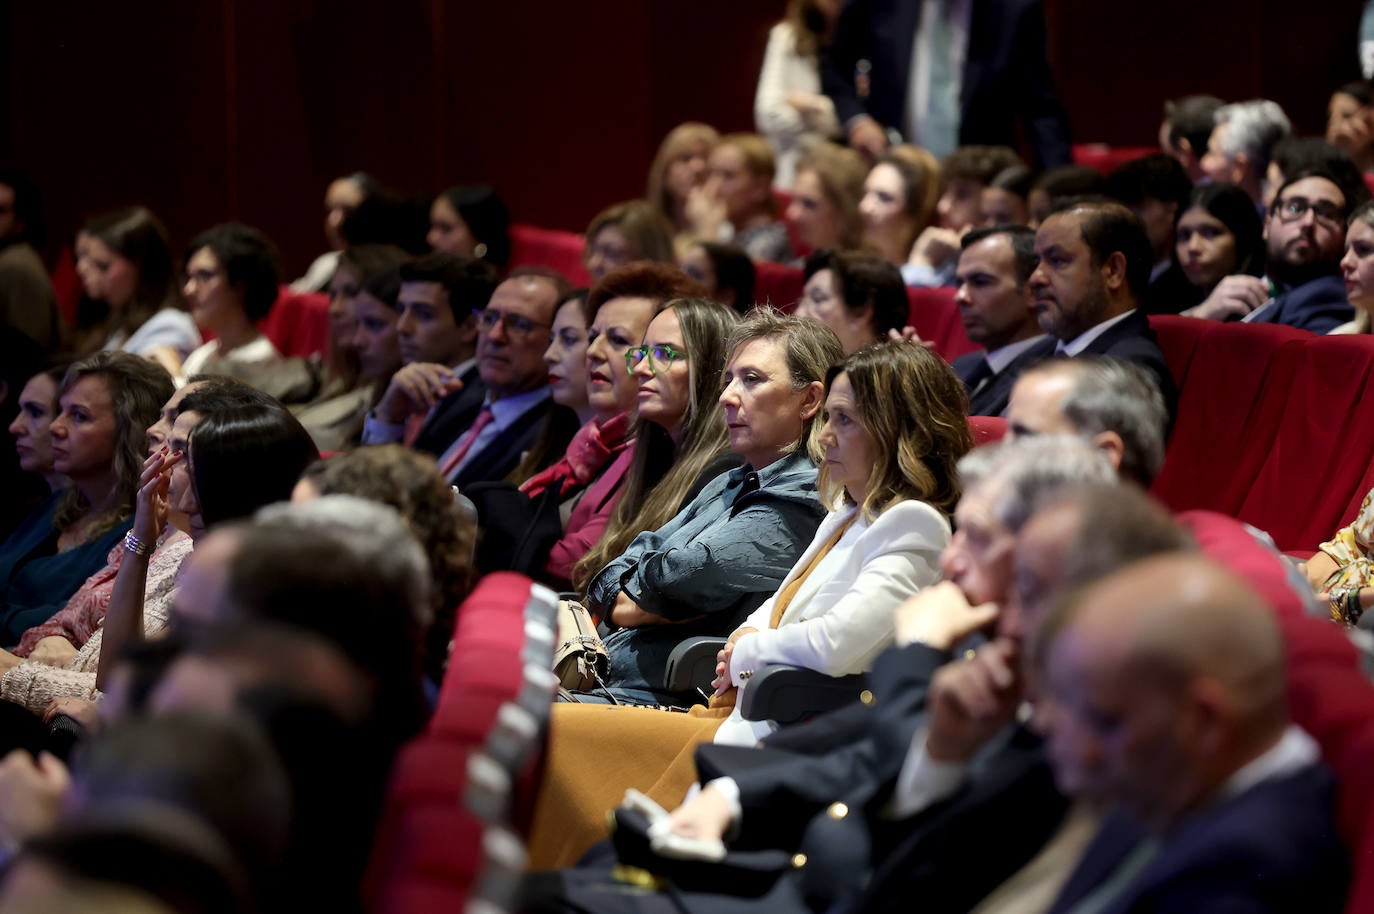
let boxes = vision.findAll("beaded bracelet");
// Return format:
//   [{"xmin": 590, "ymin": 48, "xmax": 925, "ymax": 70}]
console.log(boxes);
[{"xmin": 123, "ymin": 530, "xmax": 153, "ymax": 557}]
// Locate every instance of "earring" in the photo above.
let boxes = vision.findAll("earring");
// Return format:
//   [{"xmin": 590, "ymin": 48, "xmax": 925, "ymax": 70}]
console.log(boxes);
[{"xmin": 474, "ymin": 242, "xmax": 488, "ymax": 259}]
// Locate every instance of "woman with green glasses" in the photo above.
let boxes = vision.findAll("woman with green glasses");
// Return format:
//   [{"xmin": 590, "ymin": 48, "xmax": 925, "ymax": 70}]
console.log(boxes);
[{"xmin": 473, "ymin": 264, "xmax": 701, "ymax": 589}]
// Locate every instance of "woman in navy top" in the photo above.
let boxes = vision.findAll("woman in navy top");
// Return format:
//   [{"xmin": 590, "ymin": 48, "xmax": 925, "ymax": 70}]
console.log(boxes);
[{"xmin": 0, "ymin": 352, "xmax": 173, "ymax": 645}]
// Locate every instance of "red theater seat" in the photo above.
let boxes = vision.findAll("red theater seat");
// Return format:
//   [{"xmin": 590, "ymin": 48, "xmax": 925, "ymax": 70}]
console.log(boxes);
[
  {"xmin": 969, "ymin": 415, "xmax": 1007, "ymax": 446},
  {"xmin": 508, "ymin": 224, "xmax": 591, "ymax": 286},
  {"xmin": 755, "ymin": 261, "xmax": 804, "ymax": 311},
  {"xmin": 906, "ymin": 286, "xmax": 978, "ymax": 361},
  {"xmin": 259, "ymin": 287, "xmax": 330, "ymax": 359},
  {"xmin": 1236, "ymin": 334, "xmax": 1374, "ymax": 553},
  {"xmin": 1071, "ymin": 144, "xmax": 1158, "ymax": 174},
  {"xmin": 1147, "ymin": 314, "xmax": 1210, "ymax": 392},
  {"xmin": 1151, "ymin": 322, "xmax": 1308, "ymax": 517}
]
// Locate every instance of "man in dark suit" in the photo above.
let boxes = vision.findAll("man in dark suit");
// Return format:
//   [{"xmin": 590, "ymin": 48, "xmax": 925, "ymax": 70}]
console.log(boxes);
[
  {"xmin": 1188, "ymin": 165, "xmax": 1367, "ymax": 334},
  {"xmin": 947, "ymin": 224, "xmax": 1046, "ymax": 416},
  {"xmin": 1038, "ymin": 554, "xmax": 1347, "ymax": 914},
  {"xmin": 523, "ymin": 447, "xmax": 1189, "ymax": 914},
  {"xmin": 820, "ymin": 0, "xmax": 1071, "ymax": 167},
  {"xmin": 1024, "ymin": 199, "xmax": 1177, "ymax": 415},
  {"xmin": 360, "ymin": 252, "xmax": 499, "ymax": 449}
]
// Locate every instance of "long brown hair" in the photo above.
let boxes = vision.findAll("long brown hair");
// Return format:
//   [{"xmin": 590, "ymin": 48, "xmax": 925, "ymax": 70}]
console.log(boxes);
[{"xmin": 572, "ymin": 299, "xmax": 739, "ymax": 589}]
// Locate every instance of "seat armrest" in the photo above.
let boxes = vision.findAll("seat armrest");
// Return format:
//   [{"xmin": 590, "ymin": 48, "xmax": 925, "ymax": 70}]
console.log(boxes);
[
  {"xmin": 663, "ymin": 636, "xmax": 728, "ymax": 695},
  {"xmin": 739, "ymin": 665, "xmax": 870, "ymax": 725}
]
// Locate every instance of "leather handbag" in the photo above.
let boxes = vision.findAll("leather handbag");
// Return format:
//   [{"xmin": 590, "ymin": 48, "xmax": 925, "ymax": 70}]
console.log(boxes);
[{"xmin": 553, "ymin": 600, "xmax": 610, "ymax": 692}]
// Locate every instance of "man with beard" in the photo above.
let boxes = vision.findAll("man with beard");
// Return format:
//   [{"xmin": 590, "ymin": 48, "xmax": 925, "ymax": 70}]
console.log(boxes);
[
  {"xmin": 1022, "ymin": 200, "xmax": 1175, "ymax": 417},
  {"xmin": 1186, "ymin": 164, "xmax": 1369, "ymax": 333}
]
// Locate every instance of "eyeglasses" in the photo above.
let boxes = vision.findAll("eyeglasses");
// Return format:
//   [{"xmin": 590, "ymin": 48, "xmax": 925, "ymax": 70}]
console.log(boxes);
[
  {"xmin": 1272, "ymin": 195, "xmax": 1345, "ymax": 227},
  {"xmin": 625, "ymin": 344, "xmax": 687, "ymax": 374},
  {"xmin": 472, "ymin": 308, "xmax": 549, "ymax": 341}
]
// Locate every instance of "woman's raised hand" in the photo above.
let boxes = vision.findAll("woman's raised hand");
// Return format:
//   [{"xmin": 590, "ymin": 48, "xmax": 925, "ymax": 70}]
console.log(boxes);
[{"xmin": 134, "ymin": 446, "xmax": 183, "ymax": 546}]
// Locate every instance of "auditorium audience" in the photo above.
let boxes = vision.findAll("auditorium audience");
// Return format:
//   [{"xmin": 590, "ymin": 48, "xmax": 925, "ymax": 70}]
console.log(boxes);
[
  {"xmin": 570, "ymin": 300, "xmax": 741, "ymax": 592},
  {"xmin": 947, "ymin": 225, "xmax": 1046, "ymax": 416},
  {"xmin": 1024, "ymin": 200, "xmax": 1177, "ymax": 413},
  {"xmin": 0, "ymin": 165, "xmax": 60, "ymax": 354},
  {"xmin": 1173, "ymin": 182, "xmax": 1266, "ymax": 301},
  {"xmin": 754, "ymin": 0, "xmax": 842, "ymax": 189},
  {"xmin": 784, "ymin": 142, "xmax": 867, "ymax": 252},
  {"xmin": 1105, "ymin": 153, "xmax": 1198, "ymax": 313},
  {"xmin": 527, "ymin": 339, "xmax": 970, "ymax": 865},
  {"xmin": 1027, "ymin": 165, "xmax": 1108, "ymax": 227},
  {"xmin": 74, "ymin": 208, "xmax": 201, "ymax": 374},
  {"xmin": 426, "ymin": 184, "xmax": 511, "ymax": 270},
  {"xmin": 796, "ymin": 248, "xmax": 908, "ymax": 353},
  {"xmin": 906, "ymin": 145, "xmax": 1023, "ymax": 287},
  {"xmin": 980, "ymin": 164, "xmax": 1034, "ymax": 227},
  {"xmin": 470, "ymin": 264, "xmax": 701, "ymax": 589},
  {"xmin": 293, "ymin": 444, "xmax": 476, "ymax": 680},
  {"xmin": 1159, "ymin": 94, "xmax": 1224, "ymax": 182},
  {"xmin": 1187, "ymin": 163, "xmax": 1367, "ymax": 331},
  {"xmin": 647, "ymin": 122, "xmax": 719, "ymax": 248},
  {"xmin": 584, "ymin": 200, "xmax": 676, "ymax": 282},
  {"xmin": 1327, "ymin": 80, "xmax": 1374, "ymax": 175},
  {"xmin": 1201, "ymin": 99, "xmax": 1293, "ymax": 206},
  {"xmin": 0, "ymin": 353, "xmax": 172, "ymax": 646},
  {"xmin": 699, "ymin": 134, "xmax": 794, "ymax": 263},
  {"xmin": 4, "ymin": 360, "xmax": 60, "ymax": 539},
  {"xmin": 542, "ymin": 288, "xmax": 593, "ymax": 423},
  {"xmin": 678, "ymin": 241, "xmax": 756, "ymax": 313},
  {"xmin": 178, "ymin": 223, "xmax": 284, "ymax": 380},
  {"xmin": 571, "ymin": 311, "xmax": 840, "ymax": 705},
  {"xmin": 1038, "ymin": 555, "xmax": 1346, "ymax": 913},
  {"xmin": 290, "ymin": 171, "xmax": 376, "ymax": 292},
  {"xmin": 1337, "ymin": 199, "xmax": 1374, "ymax": 334},
  {"xmin": 858, "ymin": 148, "xmax": 939, "ymax": 267}
]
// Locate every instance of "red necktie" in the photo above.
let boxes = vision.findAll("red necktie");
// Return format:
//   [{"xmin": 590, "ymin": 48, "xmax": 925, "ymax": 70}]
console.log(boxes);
[
  {"xmin": 438, "ymin": 407, "xmax": 494, "ymax": 480},
  {"xmin": 402, "ymin": 413, "xmax": 427, "ymax": 447}
]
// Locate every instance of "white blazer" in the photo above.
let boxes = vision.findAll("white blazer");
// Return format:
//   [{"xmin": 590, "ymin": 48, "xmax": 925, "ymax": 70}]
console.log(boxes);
[
  {"xmin": 754, "ymin": 22, "xmax": 841, "ymax": 188},
  {"xmin": 714, "ymin": 499, "xmax": 950, "ymax": 746}
]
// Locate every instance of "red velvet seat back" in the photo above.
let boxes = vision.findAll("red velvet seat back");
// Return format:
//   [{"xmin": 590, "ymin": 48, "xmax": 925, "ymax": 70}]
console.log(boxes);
[
  {"xmin": 1151, "ymin": 322, "xmax": 1308, "ymax": 517},
  {"xmin": 508, "ymin": 224, "xmax": 591, "ymax": 286},
  {"xmin": 1070, "ymin": 144, "xmax": 1158, "ymax": 174},
  {"xmin": 906, "ymin": 286, "xmax": 979, "ymax": 361},
  {"xmin": 259, "ymin": 287, "xmax": 331, "ymax": 358},
  {"xmin": 1237, "ymin": 335, "xmax": 1374, "ymax": 552},
  {"xmin": 969, "ymin": 415, "xmax": 1007, "ymax": 446},
  {"xmin": 1147, "ymin": 314, "xmax": 1210, "ymax": 393},
  {"xmin": 755, "ymin": 261, "xmax": 804, "ymax": 312}
]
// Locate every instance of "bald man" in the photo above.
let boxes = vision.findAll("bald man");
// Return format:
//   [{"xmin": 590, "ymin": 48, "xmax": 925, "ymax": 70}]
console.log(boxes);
[{"xmin": 1037, "ymin": 555, "xmax": 1347, "ymax": 914}]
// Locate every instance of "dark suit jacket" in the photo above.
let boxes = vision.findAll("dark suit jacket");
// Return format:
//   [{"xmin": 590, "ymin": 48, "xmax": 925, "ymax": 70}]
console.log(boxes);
[
  {"xmin": 411, "ymin": 363, "xmax": 487, "ymax": 458},
  {"xmin": 951, "ymin": 343, "xmax": 1050, "ymax": 417},
  {"xmin": 687, "ymin": 642, "xmax": 1069, "ymax": 914},
  {"xmin": 449, "ymin": 398, "xmax": 580, "ymax": 491},
  {"xmin": 1047, "ymin": 764, "xmax": 1347, "ymax": 914},
  {"xmin": 1254, "ymin": 273, "xmax": 1353, "ymax": 335},
  {"xmin": 820, "ymin": 0, "xmax": 1071, "ymax": 167},
  {"xmin": 1143, "ymin": 262, "xmax": 1204, "ymax": 315},
  {"xmin": 1057, "ymin": 310, "xmax": 1178, "ymax": 421}
]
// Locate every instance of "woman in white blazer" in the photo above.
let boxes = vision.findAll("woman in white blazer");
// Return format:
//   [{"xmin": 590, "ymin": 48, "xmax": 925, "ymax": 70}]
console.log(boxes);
[
  {"xmin": 712, "ymin": 339, "xmax": 973, "ymax": 744},
  {"xmin": 754, "ymin": 0, "xmax": 843, "ymax": 188}
]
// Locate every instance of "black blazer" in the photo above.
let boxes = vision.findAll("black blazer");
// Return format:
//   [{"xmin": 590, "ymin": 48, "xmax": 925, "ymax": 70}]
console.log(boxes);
[
  {"xmin": 1047, "ymin": 764, "xmax": 1347, "ymax": 914},
  {"xmin": 449, "ymin": 399, "xmax": 580, "ymax": 491},
  {"xmin": 951, "ymin": 343, "xmax": 1050, "ymax": 417},
  {"xmin": 411, "ymin": 363, "xmax": 487, "ymax": 458},
  {"xmin": 1060, "ymin": 310, "xmax": 1178, "ymax": 420},
  {"xmin": 1256, "ymin": 273, "xmax": 1354, "ymax": 335},
  {"xmin": 820, "ymin": 0, "xmax": 1071, "ymax": 167}
]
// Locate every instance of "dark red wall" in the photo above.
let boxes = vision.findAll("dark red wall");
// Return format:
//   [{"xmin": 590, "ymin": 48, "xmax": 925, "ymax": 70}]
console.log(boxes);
[{"xmin": 3, "ymin": 1, "xmax": 1366, "ymax": 278}]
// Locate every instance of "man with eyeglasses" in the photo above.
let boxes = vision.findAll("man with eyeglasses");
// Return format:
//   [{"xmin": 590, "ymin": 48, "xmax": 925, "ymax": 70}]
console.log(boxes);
[{"xmin": 1187, "ymin": 164, "xmax": 1369, "ymax": 333}]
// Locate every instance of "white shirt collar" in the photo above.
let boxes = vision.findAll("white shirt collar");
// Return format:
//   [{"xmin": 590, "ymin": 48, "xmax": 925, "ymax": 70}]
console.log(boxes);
[
  {"xmin": 1056, "ymin": 309, "xmax": 1137, "ymax": 357},
  {"xmin": 486, "ymin": 385, "xmax": 550, "ymax": 429},
  {"xmin": 1217, "ymin": 724, "xmax": 1320, "ymax": 802},
  {"xmin": 985, "ymin": 334, "xmax": 1048, "ymax": 375}
]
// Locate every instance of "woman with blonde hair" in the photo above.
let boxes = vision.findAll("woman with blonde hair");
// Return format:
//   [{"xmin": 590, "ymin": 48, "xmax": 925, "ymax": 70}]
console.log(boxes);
[
  {"xmin": 528, "ymin": 339, "xmax": 971, "ymax": 866},
  {"xmin": 583, "ymin": 201, "xmax": 676, "ymax": 282},
  {"xmin": 859, "ymin": 147, "xmax": 940, "ymax": 266},
  {"xmin": 647, "ymin": 122, "xmax": 720, "ymax": 245},
  {"xmin": 696, "ymin": 134, "xmax": 795, "ymax": 264},
  {"xmin": 785, "ymin": 143, "xmax": 867, "ymax": 252}
]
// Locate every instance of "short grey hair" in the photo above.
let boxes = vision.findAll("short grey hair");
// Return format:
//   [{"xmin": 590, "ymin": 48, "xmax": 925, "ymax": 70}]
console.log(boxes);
[
  {"xmin": 1214, "ymin": 100, "xmax": 1292, "ymax": 179},
  {"xmin": 957, "ymin": 436, "xmax": 1118, "ymax": 533},
  {"xmin": 1017, "ymin": 357, "xmax": 1167, "ymax": 487},
  {"xmin": 253, "ymin": 495, "xmax": 432, "ymax": 626}
]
